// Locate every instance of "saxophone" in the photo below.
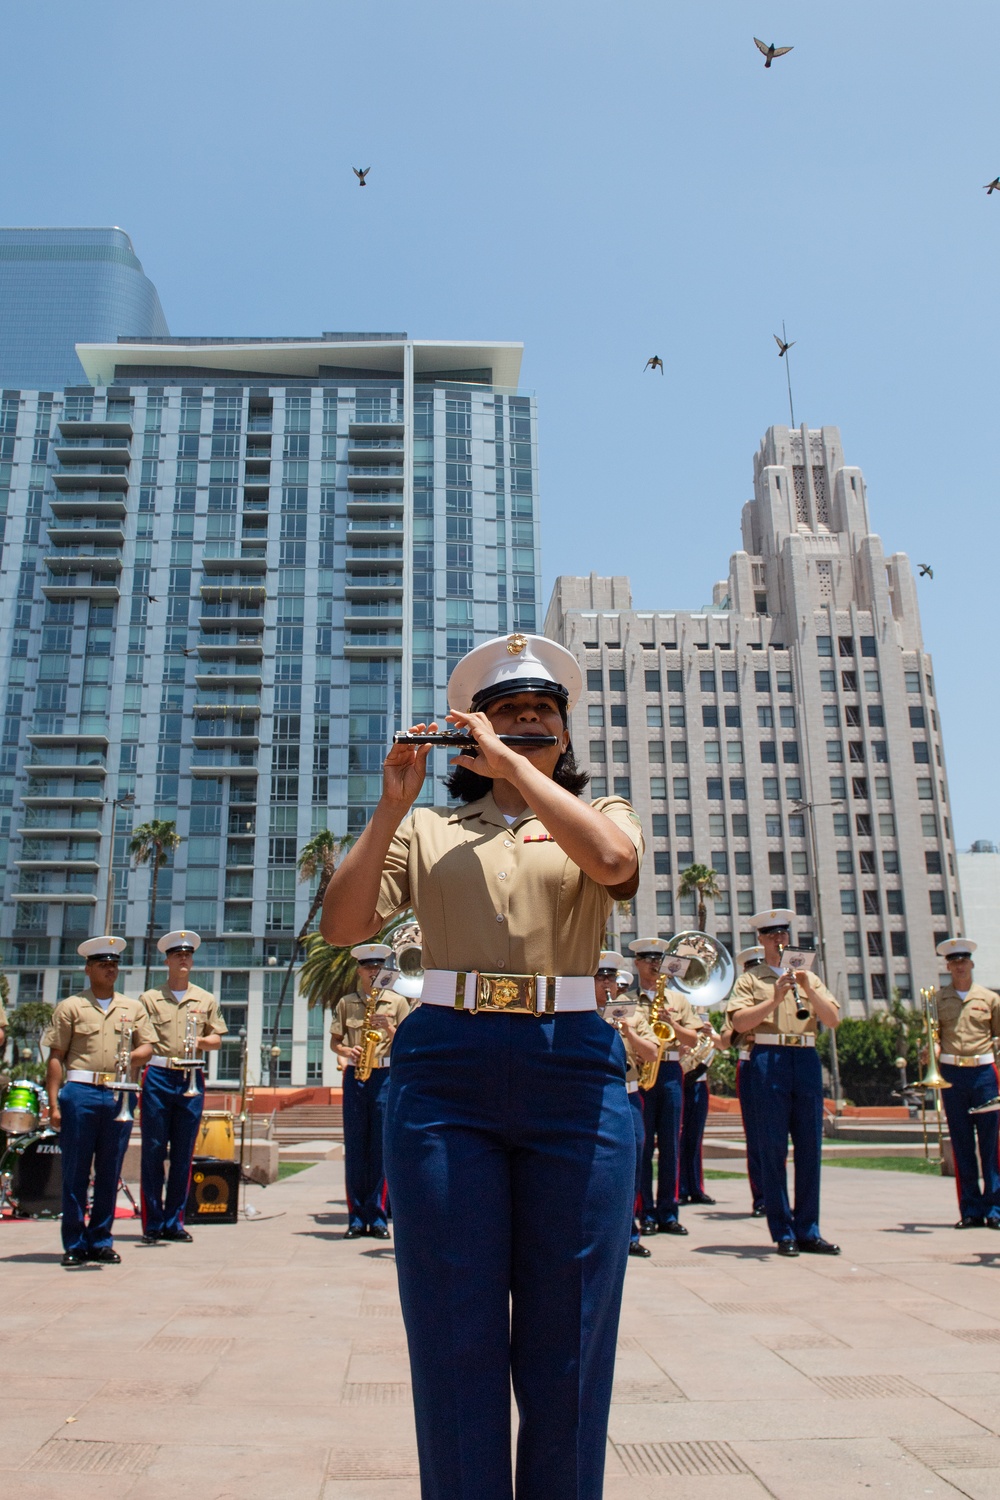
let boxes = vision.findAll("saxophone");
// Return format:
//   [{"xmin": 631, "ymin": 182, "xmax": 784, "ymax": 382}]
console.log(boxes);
[
  {"xmin": 354, "ymin": 983, "xmax": 384, "ymax": 1083},
  {"xmin": 638, "ymin": 973, "xmax": 677, "ymax": 1091}
]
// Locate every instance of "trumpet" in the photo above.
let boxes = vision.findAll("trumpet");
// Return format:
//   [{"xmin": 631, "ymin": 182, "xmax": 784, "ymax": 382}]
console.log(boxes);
[
  {"xmin": 354, "ymin": 982, "xmax": 384, "ymax": 1083},
  {"xmin": 169, "ymin": 1009, "xmax": 202, "ymax": 1098},
  {"xmin": 113, "ymin": 1017, "xmax": 140, "ymax": 1124},
  {"xmin": 776, "ymin": 940, "xmax": 810, "ymax": 1021},
  {"xmin": 638, "ymin": 973, "xmax": 677, "ymax": 1091}
]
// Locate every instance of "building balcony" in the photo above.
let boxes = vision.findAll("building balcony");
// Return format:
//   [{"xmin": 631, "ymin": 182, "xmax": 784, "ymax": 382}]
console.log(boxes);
[
  {"xmin": 244, "ymin": 459, "xmax": 271, "ymax": 477},
  {"xmin": 192, "ymin": 732, "xmax": 261, "ymax": 749},
  {"xmin": 345, "ymin": 629, "xmax": 403, "ymax": 657},
  {"xmin": 27, "ymin": 733, "xmax": 109, "ymax": 751},
  {"xmin": 45, "ymin": 525, "xmax": 125, "ymax": 547},
  {"xmin": 200, "ymin": 583, "xmax": 267, "ymax": 604},
  {"xmin": 346, "ymin": 548, "xmax": 403, "ymax": 568},
  {"xmin": 52, "ymin": 469, "xmax": 129, "ymax": 492},
  {"xmin": 344, "ymin": 609, "xmax": 404, "ymax": 627},
  {"xmin": 195, "ymin": 669, "xmax": 263, "ymax": 689},
  {"xmin": 346, "ymin": 520, "xmax": 404, "ymax": 541},
  {"xmin": 16, "ymin": 858, "xmax": 100, "ymax": 872},
  {"xmin": 347, "ymin": 497, "xmax": 404, "ymax": 518},
  {"xmin": 344, "ymin": 579, "xmax": 404, "ymax": 598},
  {"xmin": 348, "ymin": 443, "xmax": 404, "ymax": 463},
  {"xmin": 41, "ymin": 582, "xmax": 120, "ymax": 603},
  {"xmin": 19, "ymin": 794, "xmax": 105, "ymax": 809},
  {"xmin": 192, "ymin": 703, "xmax": 261, "ymax": 720},
  {"xmin": 26, "ymin": 760, "xmax": 106, "ymax": 780},
  {"xmin": 201, "ymin": 554, "xmax": 268, "ymax": 575},
  {"xmin": 11, "ymin": 891, "xmax": 98, "ymax": 904},
  {"xmin": 348, "ymin": 421, "xmax": 404, "ymax": 439},
  {"xmin": 199, "ymin": 613, "xmax": 266, "ymax": 632},
  {"xmin": 196, "ymin": 640, "xmax": 264, "ymax": 661},
  {"xmin": 190, "ymin": 760, "xmax": 259, "ymax": 778},
  {"xmin": 348, "ymin": 467, "xmax": 404, "ymax": 490},
  {"xmin": 54, "ymin": 445, "xmax": 131, "ymax": 467},
  {"xmin": 48, "ymin": 496, "xmax": 127, "ymax": 520},
  {"xmin": 45, "ymin": 552, "xmax": 123, "ymax": 574},
  {"xmin": 17, "ymin": 822, "xmax": 101, "ymax": 837},
  {"xmin": 58, "ymin": 418, "xmax": 133, "ymax": 441}
]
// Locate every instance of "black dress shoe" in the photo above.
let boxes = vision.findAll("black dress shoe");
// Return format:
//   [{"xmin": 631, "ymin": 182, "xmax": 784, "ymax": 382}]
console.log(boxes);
[
  {"xmin": 344, "ymin": 1225, "xmax": 365, "ymax": 1239},
  {"xmin": 628, "ymin": 1242, "xmax": 652, "ymax": 1258},
  {"xmin": 640, "ymin": 1219, "xmax": 658, "ymax": 1236},
  {"xmin": 776, "ymin": 1239, "xmax": 800, "ymax": 1257},
  {"xmin": 161, "ymin": 1229, "xmax": 193, "ymax": 1243},
  {"xmin": 987, "ymin": 1220, "xmax": 1000, "ymax": 1230},
  {"xmin": 659, "ymin": 1221, "xmax": 688, "ymax": 1236},
  {"xmin": 86, "ymin": 1247, "xmax": 121, "ymax": 1264},
  {"xmin": 797, "ymin": 1237, "xmax": 840, "ymax": 1255},
  {"xmin": 140, "ymin": 1233, "xmax": 162, "ymax": 1246},
  {"xmin": 61, "ymin": 1251, "xmax": 87, "ymax": 1267},
  {"xmin": 752, "ymin": 1206, "xmax": 766, "ymax": 1218},
  {"xmin": 688, "ymin": 1191, "xmax": 716, "ymax": 1205},
  {"xmin": 956, "ymin": 1216, "xmax": 987, "ymax": 1229},
  {"xmin": 369, "ymin": 1224, "xmax": 391, "ymax": 1240}
]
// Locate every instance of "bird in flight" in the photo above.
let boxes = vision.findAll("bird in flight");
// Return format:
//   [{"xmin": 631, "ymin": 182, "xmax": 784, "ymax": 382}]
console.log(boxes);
[
  {"xmin": 754, "ymin": 37, "xmax": 793, "ymax": 67},
  {"xmin": 918, "ymin": 563, "xmax": 934, "ymax": 579},
  {"xmin": 353, "ymin": 167, "xmax": 370, "ymax": 187},
  {"xmin": 147, "ymin": 595, "xmax": 158, "ymax": 604},
  {"xmin": 644, "ymin": 355, "xmax": 664, "ymax": 374},
  {"xmin": 984, "ymin": 178, "xmax": 1000, "ymax": 195},
  {"xmin": 773, "ymin": 333, "xmax": 795, "ymax": 357}
]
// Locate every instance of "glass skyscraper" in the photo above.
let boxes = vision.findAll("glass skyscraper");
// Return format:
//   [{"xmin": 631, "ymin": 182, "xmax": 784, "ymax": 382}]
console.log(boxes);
[
  {"xmin": 0, "ymin": 330, "xmax": 539, "ymax": 1084},
  {"xmin": 0, "ymin": 228, "xmax": 169, "ymax": 390}
]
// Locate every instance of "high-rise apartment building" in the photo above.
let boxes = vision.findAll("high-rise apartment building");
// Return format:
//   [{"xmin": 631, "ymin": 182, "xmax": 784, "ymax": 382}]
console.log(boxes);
[
  {"xmin": 0, "ymin": 229, "xmax": 169, "ymax": 389},
  {"xmin": 545, "ymin": 424, "xmax": 960, "ymax": 1013},
  {"xmin": 0, "ymin": 330, "xmax": 538, "ymax": 1083}
]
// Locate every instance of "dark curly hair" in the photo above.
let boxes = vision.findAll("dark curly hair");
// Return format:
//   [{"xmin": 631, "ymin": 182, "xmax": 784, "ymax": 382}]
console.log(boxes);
[{"xmin": 445, "ymin": 742, "xmax": 590, "ymax": 804}]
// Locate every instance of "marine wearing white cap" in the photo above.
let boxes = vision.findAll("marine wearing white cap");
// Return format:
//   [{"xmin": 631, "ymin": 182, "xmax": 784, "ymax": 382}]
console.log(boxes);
[
  {"xmin": 736, "ymin": 944, "xmax": 765, "ymax": 971},
  {"xmin": 330, "ymin": 942, "xmax": 411, "ymax": 1239},
  {"xmin": 320, "ymin": 628, "xmax": 644, "ymax": 1496},
  {"xmin": 156, "ymin": 929, "xmax": 201, "ymax": 955},
  {"xmin": 929, "ymin": 936, "xmax": 1000, "ymax": 1228},
  {"xmin": 726, "ymin": 907, "xmax": 841, "ymax": 1256},
  {"xmin": 77, "ymin": 935, "xmax": 128, "ymax": 961}
]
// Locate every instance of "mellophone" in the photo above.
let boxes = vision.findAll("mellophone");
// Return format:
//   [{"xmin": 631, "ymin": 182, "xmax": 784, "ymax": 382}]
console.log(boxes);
[{"xmin": 393, "ymin": 732, "xmax": 558, "ymax": 749}]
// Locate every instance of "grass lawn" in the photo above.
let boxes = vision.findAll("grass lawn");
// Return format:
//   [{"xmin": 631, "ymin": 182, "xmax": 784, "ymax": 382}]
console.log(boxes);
[
  {"xmin": 277, "ymin": 1161, "xmax": 315, "ymax": 1180},
  {"xmin": 825, "ymin": 1155, "xmax": 942, "ymax": 1175},
  {"xmin": 704, "ymin": 1170, "xmax": 748, "ymax": 1180}
]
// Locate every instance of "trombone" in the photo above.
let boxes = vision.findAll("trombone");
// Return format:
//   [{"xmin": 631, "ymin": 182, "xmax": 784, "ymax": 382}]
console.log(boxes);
[{"xmin": 918, "ymin": 986, "xmax": 950, "ymax": 1163}]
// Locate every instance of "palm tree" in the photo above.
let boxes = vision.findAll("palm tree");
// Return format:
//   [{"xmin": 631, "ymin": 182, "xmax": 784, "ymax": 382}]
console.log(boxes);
[
  {"xmin": 266, "ymin": 830, "xmax": 352, "ymax": 1086},
  {"xmin": 676, "ymin": 862, "xmax": 722, "ymax": 933},
  {"xmin": 298, "ymin": 910, "xmax": 417, "ymax": 1013},
  {"xmin": 130, "ymin": 819, "xmax": 182, "ymax": 987}
]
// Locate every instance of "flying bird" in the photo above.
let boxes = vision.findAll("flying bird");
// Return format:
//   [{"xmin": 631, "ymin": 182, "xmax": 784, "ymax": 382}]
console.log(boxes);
[
  {"xmin": 353, "ymin": 167, "xmax": 370, "ymax": 187},
  {"xmin": 984, "ymin": 178, "xmax": 1000, "ymax": 195},
  {"xmin": 918, "ymin": 563, "xmax": 933, "ymax": 579},
  {"xmin": 773, "ymin": 333, "xmax": 795, "ymax": 357},
  {"xmin": 644, "ymin": 355, "xmax": 664, "ymax": 374},
  {"xmin": 754, "ymin": 37, "xmax": 793, "ymax": 67},
  {"xmin": 146, "ymin": 595, "xmax": 158, "ymax": 603}
]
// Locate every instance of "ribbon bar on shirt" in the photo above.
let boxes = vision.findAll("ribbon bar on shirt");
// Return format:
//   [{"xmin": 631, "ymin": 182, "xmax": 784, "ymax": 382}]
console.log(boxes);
[{"xmin": 420, "ymin": 969, "xmax": 596, "ymax": 1014}]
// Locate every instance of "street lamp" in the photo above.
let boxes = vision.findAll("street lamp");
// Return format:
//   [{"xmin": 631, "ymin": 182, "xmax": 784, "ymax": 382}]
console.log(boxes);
[
  {"xmin": 104, "ymin": 792, "xmax": 135, "ymax": 933},
  {"xmin": 790, "ymin": 796, "xmax": 845, "ymax": 1106}
]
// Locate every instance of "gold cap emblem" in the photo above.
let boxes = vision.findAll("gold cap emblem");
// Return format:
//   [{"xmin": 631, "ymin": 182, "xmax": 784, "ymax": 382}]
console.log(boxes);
[{"xmin": 506, "ymin": 633, "xmax": 528, "ymax": 655}]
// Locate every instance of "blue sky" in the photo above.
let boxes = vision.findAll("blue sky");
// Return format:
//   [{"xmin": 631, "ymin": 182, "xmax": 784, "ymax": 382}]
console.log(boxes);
[{"xmin": 2, "ymin": 0, "xmax": 998, "ymax": 847}]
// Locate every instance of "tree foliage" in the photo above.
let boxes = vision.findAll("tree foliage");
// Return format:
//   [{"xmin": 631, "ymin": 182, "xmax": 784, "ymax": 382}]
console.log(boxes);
[
  {"xmin": 676, "ymin": 863, "xmax": 722, "ymax": 933},
  {"xmin": 130, "ymin": 818, "xmax": 182, "ymax": 987},
  {"xmin": 816, "ymin": 999, "xmax": 925, "ymax": 1107},
  {"xmin": 299, "ymin": 910, "xmax": 417, "ymax": 1012}
]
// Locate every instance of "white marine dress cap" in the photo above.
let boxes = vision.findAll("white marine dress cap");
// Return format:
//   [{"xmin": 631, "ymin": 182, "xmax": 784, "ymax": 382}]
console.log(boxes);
[
  {"xmin": 597, "ymin": 949, "xmax": 628, "ymax": 973},
  {"xmin": 448, "ymin": 633, "xmax": 582, "ymax": 714},
  {"xmin": 351, "ymin": 943, "xmax": 393, "ymax": 962},
  {"xmin": 157, "ymin": 929, "xmax": 202, "ymax": 955},
  {"xmin": 78, "ymin": 935, "xmax": 127, "ymax": 960},
  {"xmin": 736, "ymin": 945, "xmax": 765, "ymax": 968},
  {"xmin": 627, "ymin": 937, "xmax": 669, "ymax": 957},
  {"xmin": 750, "ymin": 908, "xmax": 796, "ymax": 933},
  {"xmin": 936, "ymin": 937, "xmax": 977, "ymax": 958}
]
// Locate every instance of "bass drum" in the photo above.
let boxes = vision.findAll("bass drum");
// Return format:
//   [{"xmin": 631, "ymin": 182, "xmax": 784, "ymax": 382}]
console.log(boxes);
[
  {"xmin": 0, "ymin": 1128, "xmax": 62, "ymax": 1217},
  {"xmin": 1, "ymin": 1079, "xmax": 45, "ymax": 1136}
]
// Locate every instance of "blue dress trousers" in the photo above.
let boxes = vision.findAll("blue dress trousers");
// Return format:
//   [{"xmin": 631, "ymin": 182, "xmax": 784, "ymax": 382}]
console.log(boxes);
[
  {"xmin": 746, "ymin": 1044, "xmax": 824, "ymax": 1244},
  {"xmin": 342, "ymin": 1062, "xmax": 391, "ymax": 1231},
  {"xmin": 639, "ymin": 1058, "xmax": 683, "ymax": 1226},
  {"xmin": 679, "ymin": 1070, "xmax": 709, "ymax": 1200},
  {"xmin": 736, "ymin": 1057, "xmax": 765, "ymax": 1213},
  {"xmin": 140, "ymin": 1064, "xmax": 204, "ymax": 1236},
  {"xmin": 941, "ymin": 1060, "xmax": 1000, "ymax": 1222},
  {"xmin": 58, "ymin": 1081, "xmax": 133, "ymax": 1255}
]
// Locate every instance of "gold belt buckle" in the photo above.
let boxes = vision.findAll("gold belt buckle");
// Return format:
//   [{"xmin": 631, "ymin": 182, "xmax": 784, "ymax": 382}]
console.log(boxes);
[
  {"xmin": 475, "ymin": 973, "xmax": 537, "ymax": 1014},
  {"xmin": 96, "ymin": 1072, "xmax": 116, "ymax": 1086}
]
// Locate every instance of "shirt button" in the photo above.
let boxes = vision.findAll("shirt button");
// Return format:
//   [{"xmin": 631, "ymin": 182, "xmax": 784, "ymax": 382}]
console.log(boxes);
[
  {"xmin": 498, "ymin": 871, "xmax": 507, "ymax": 880},
  {"xmin": 496, "ymin": 913, "xmax": 504, "ymax": 923},
  {"xmin": 504, "ymin": 840, "xmax": 513, "ymax": 848},
  {"xmin": 496, "ymin": 960, "xmax": 506, "ymax": 969}
]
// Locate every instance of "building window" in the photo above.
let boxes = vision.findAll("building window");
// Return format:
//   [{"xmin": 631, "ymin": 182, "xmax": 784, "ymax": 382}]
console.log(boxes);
[
  {"xmin": 847, "ymin": 974, "xmax": 865, "ymax": 1002},
  {"xmin": 867, "ymin": 931, "xmax": 884, "ymax": 957},
  {"xmin": 916, "ymin": 778, "xmax": 933, "ymax": 799},
  {"xmin": 652, "ymin": 814, "xmax": 668, "ymax": 837},
  {"xmin": 612, "ymin": 741, "xmax": 629, "ymax": 762},
  {"xmin": 859, "ymin": 851, "xmax": 876, "ymax": 875},
  {"xmin": 816, "ymin": 635, "xmax": 832, "ymax": 656},
  {"xmin": 905, "ymin": 671, "xmax": 920, "ymax": 692},
  {"xmin": 648, "ymin": 740, "xmax": 665, "ymax": 762},
  {"xmin": 586, "ymin": 669, "xmax": 602, "ymax": 691},
  {"xmin": 610, "ymin": 705, "xmax": 627, "ymax": 726},
  {"xmin": 762, "ymin": 778, "xmax": 779, "ymax": 800},
  {"xmin": 671, "ymin": 777, "xmax": 688, "ymax": 799},
  {"xmin": 839, "ymin": 637, "xmax": 855, "ymax": 657},
  {"xmin": 711, "ymin": 851, "xmax": 728, "ymax": 874},
  {"xmin": 705, "ymin": 741, "xmax": 721, "ymax": 764},
  {"xmin": 830, "ymin": 776, "xmax": 847, "ymax": 799},
  {"xmin": 925, "ymin": 851, "xmax": 942, "ymax": 874},
  {"xmin": 844, "ymin": 931, "xmax": 861, "ymax": 957},
  {"xmin": 722, "ymin": 670, "xmax": 738, "ymax": 692},
  {"xmin": 842, "ymin": 671, "xmax": 857, "ymax": 692},
  {"xmin": 871, "ymin": 974, "xmax": 888, "ymax": 1001},
  {"xmin": 860, "ymin": 636, "xmax": 877, "ymax": 657},
  {"xmin": 827, "ymin": 741, "xmax": 844, "ymax": 762},
  {"xmin": 766, "ymin": 814, "xmax": 782, "ymax": 837},
  {"xmin": 726, "ymin": 741, "xmax": 743, "ymax": 763},
  {"xmin": 840, "ymin": 890, "xmax": 858, "ymax": 914},
  {"xmin": 729, "ymin": 777, "xmax": 746, "ymax": 799},
  {"xmin": 754, "ymin": 671, "xmax": 770, "ymax": 692},
  {"xmin": 770, "ymin": 888, "xmax": 789, "ymax": 908},
  {"xmin": 724, "ymin": 705, "xmax": 741, "ymax": 727},
  {"xmin": 768, "ymin": 852, "xmax": 786, "ymax": 875},
  {"xmin": 675, "ymin": 814, "xmax": 692, "ymax": 838},
  {"xmin": 650, "ymin": 777, "xmax": 667, "ymax": 799},
  {"xmin": 867, "ymin": 705, "xmax": 884, "ymax": 727},
  {"xmin": 737, "ymin": 890, "xmax": 755, "ymax": 913},
  {"xmin": 732, "ymin": 813, "xmax": 749, "ymax": 836},
  {"xmin": 909, "ymin": 706, "xmax": 925, "ymax": 728},
  {"xmin": 671, "ymin": 740, "xmax": 688, "ymax": 762},
  {"xmin": 894, "ymin": 972, "xmax": 912, "ymax": 1000},
  {"xmin": 758, "ymin": 706, "xmax": 774, "ymax": 728},
  {"xmin": 890, "ymin": 932, "xmax": 908, "ymax": 957},
  {"xmin": 820, "ymin": 669, "xmax": 836, "ymax": 692},
  {"xmin": 883, "ymin": 851, "xmax": 900, "ymax": 874},
  {"xmin": 644, "ymin": 670, "xmax": 661, "ymax": 692},
  {"xmin": 913, "ymin": 741, "xmax": 930, "ymax": 763},
  {"xmin": 863, "ymin": 890, "xmax": 880, "ymax": 914},
  {"xmin": 734, "ymin": 853, "xmax": 752, "ymax": 876},
  {"xmin": 836, "ymin": 851, "xmax": 853, "ymax": 874},
  {"xmin": 700, "ymin": 671, "xmax": 716, "ymax": 693},
  {"xmin": 613, "ymin": 777, "xmax": 631, "ymax": 798},
  {"xmin": 874, "ymin": 777, "xmax": 891, "ymax": 799},
  {"xmin": 668, "ymin": 705, "xmax": 686, "ymax": 727},
  {"xmin": 647, "ymin": 704, "xmax": 663, "ymax": 728},
  {"xmin": 833, "ymin": 812, "xmax": 850, "ymax": 836},
  {"xmin": 609, "ymin": 669, "xmax": 626, "ymax": 692},
  {"xmin": 852, "ymin": 778, "xmax": 869, "ymax": 799},
  {"xmin": 776, "ymin": 671, "xmax": 792, "ymax": 693},
  {"xmin": 886, "ymin": 890, "xmax": 904, "ymax": 915},
  {"xmin": 702, "ymin": 706, "xmax": 719, "ymax": 727},
  {"xmin": 590, "ymin": 777, "xmax": 607, "ymax": 798},
  {"xmin": 760, "ymin": 741, "xmax": 777, "ymax": 763},
  {"xmin": 666, "ymin": 670, "xmax": 683, "ymax": 692},
  {"xmin": 589, "ymin": 705, "xmax": 605, "ymax": 726},
  {"xmin": 589, "ymin": 740, "xmax": 606, "ymax": 762},
  {"xmin": 654, "ymin": 851, "xmax": 671, "ymax": 875},
  {"xmin": 656, "ymin": 890, "xmax": 673, "ymax": 916},
  {"xmin": 785, "ymin": 777, "xmax": 802, "ymax": 800}
]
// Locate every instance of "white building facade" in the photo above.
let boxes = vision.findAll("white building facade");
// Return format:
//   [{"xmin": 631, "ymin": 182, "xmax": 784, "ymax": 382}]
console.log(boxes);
[{"xmin": 545, "ymin": 424, "xmax": 961, "ymax": 1014}]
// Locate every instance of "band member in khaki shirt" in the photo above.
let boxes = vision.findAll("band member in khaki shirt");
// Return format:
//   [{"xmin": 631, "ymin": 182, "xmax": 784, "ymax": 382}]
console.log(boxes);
[
  {"xmin": 596, "ymin": 951, "xmax": 657, "ymax": 1258},
  {"xmin": 138, "ymin": 930, "xmax": 227, "ymax": 1244},
  {"xmin": 43, "ymin": 936, "xmax": 154, "ymax": 1267},
  {"xmin": 727, "ymin": 908, "xmax": 840, "ymax": 1258},
  {"xmin": 330, "ymin": 944, "xmax": 411, "ymax": 1240},
  {"xmin": 933, "ymin": 937, "xmax": 1000, "ymax": 1228}
]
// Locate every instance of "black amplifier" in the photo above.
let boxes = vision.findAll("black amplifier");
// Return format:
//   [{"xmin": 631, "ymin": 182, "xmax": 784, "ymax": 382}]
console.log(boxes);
[{"xmin": 185, "ymin": 1156, "xmax": 240, "ymax": 1224}]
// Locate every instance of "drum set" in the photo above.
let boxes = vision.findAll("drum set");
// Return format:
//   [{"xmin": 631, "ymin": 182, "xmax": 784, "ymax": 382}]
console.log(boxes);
[{"xmin": 0, "ymin": 1078, "xmax": 62, "ymax": 1218}]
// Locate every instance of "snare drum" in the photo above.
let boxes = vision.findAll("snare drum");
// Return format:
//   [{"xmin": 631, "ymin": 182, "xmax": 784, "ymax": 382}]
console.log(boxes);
[
  {"xmin": 0, "ymin": 1128, "xmax": 62, "ymax": 1217},
  {"xmin": 195, "ymin": 1111, "xmax": 234, "ymax": 1161},
  {"xmin": 0, "ymin": 1080, "xmax": 44, "ymax": 1136}
]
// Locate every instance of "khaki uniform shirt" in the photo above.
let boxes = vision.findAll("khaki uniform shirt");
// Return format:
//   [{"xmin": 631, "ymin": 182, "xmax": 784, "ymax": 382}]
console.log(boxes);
[
  {"xmin": 936, "ymin": 984, "xmax": 1000, "ymax": 1056},
  {"xmin": 726, "ymin": 962, "xmax": 838, "ymax": 1039},
  {"xmin": 376, "ymin": 794, "xmax": 644, "ymax": 976},
  {"xmin": 138, "ymin": 982, "xmax": 227, "ymax": 1057},
  {"xmin": 601, "ymin": 1002, "xmax": 656, "ymax": 1085},
  {"xmin": 636, "ymin": 986, "xmax": 701, "ymax": 1033},
  {"xmin": 0, "ymin": 999, "xmax": 6, "ymax": 1028},
  {"xmin": 332, "ymin": 989, "xmax": 411, "ymax": 1062},
  {"xmin": 43, "ymin": 989, "xmax": 156, "ymax": 1074}
]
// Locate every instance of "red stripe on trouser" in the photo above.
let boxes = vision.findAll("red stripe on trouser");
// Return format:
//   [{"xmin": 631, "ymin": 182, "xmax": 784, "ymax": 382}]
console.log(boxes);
[{"xmin": 139, "ymin": 1063, "xmax": 150, "ymax": 1233}]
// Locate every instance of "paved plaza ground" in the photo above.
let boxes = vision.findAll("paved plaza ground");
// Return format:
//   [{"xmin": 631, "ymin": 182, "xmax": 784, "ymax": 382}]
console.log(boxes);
[{"xmin": 2, "ymin": 1160, "xmax": 1000, "ymax": 1499}]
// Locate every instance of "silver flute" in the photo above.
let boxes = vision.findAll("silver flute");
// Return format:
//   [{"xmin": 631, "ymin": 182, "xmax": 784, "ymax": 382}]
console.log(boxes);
[{"xmin": 392, "ymin": 731, "xmax": 558, "ymax": 748}]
